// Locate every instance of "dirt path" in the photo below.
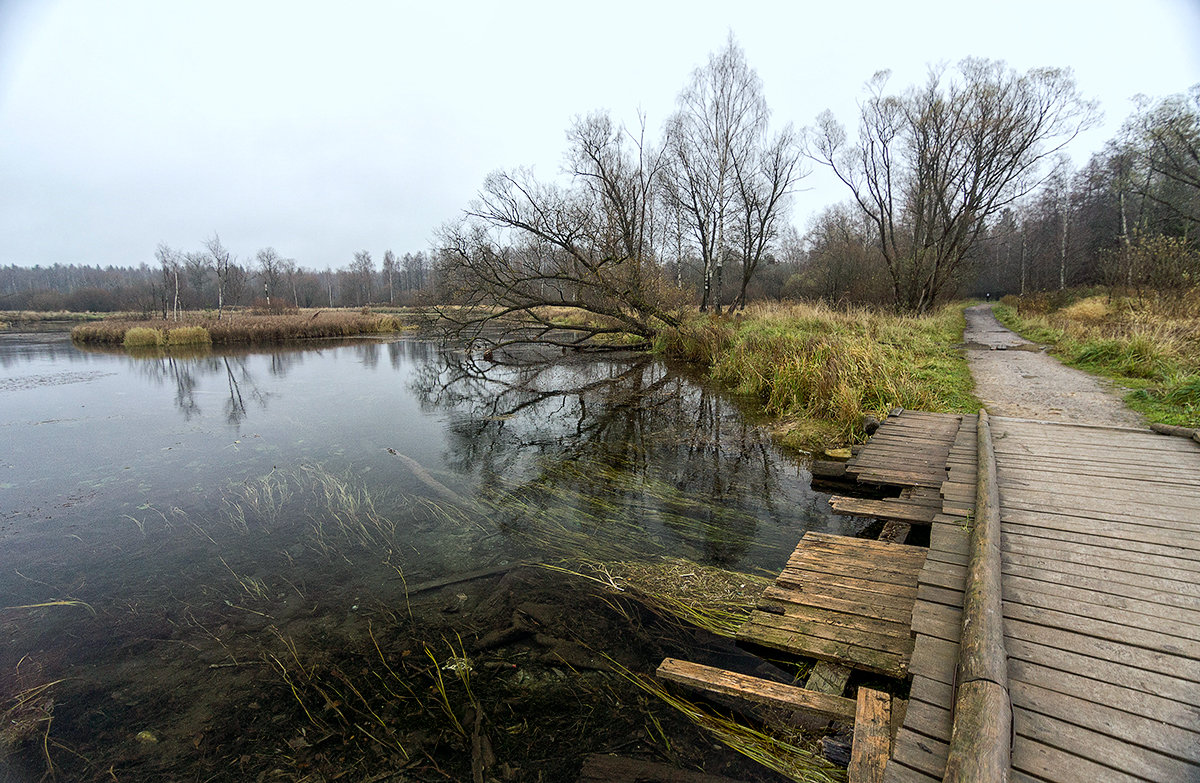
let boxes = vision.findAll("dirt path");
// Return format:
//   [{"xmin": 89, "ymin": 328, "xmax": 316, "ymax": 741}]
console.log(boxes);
[{"xmin": 964, "ymin": 304, "xmax": 1144, "ymax": 428}]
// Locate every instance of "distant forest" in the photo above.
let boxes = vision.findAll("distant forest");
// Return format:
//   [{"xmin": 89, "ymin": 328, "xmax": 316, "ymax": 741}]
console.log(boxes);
[{"xmin": 4, "ymin": 57, "xmax": 1197, "ymax": 316}]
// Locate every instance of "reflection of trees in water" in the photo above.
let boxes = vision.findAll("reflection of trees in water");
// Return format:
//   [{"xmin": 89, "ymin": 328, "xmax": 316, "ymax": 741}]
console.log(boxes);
[
  {"xmin": 130, "ymin": 352, "xmax": 280, "ymax": 423},
  {"xmin": 409, "ymin": 352, "xmax": 822, "ymax": 566}
]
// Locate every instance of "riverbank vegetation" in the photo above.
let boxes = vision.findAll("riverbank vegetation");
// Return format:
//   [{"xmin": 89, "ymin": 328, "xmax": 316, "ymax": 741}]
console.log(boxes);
[
  {"xmin": 996, "ymin": 289, "xmax": 1200, "ymax": 426},
  {"xmin": 661, "ymin": 302, "xmax": 979, "ymax": 448},
  {"xmin": 70, "ymin": 309, "xmax": 408, "ymax": 347}
]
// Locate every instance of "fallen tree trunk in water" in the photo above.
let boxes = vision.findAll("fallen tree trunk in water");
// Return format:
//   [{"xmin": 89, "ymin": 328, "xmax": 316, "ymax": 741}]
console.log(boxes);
[{"xmin": 386, "ymin": 447, "xmax": 465, "ymax": 504}]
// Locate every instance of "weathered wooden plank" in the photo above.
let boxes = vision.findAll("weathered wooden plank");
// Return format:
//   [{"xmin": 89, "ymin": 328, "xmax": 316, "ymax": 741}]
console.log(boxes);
[
  {"xmin": 881, "ymin": 759, "xmax": 940, "ymax": 783},
  {"xmin": 806, "ymin": 660, "xmax": 852, "ymax": 697},
  {"xmin": 804, "ymin": 531, "xmax": 929, "ymax": 557},
  {"xmin": 907, "ymin": 634, "xmax": 958, "ymax": 686},
  {"xmin": 1002, "ymin": 573, "xmax": 1200, "ymax": 630},
  {"xmin": 997, "ymin": 465, "xmax": 1200, "ymax": 496},
  {"xmin": 655, "ymin": 658, "xmax": 857, "ymax": 721},
  {"xmin": 996, "ymin": 483, "xmax": 1200, "ymax": 519},
  {"xmin": 786, "ymin": 553, "xmax": 925, "ymax": 586},
  {"xmin": 739, "ymin": 610, "xmax": 914, "ymax": 656},
  {"xmin": 849, "ymin": 688, "xmax": 892, "ymax": 783},
  {"xmin": 1002, "ymin": 558, "xmax": 1200, "ymax": 610},
  {"xmin": 1012, "ymin": 678, "xmax": 1200, "ymax": 763},
  {"xmin": 1003, "ymin": 533, "xmax": 1200, "ymax": 584},
  {"xmin": 748, "ymin": 600, "xmax": 912, "ymax": 640},
  {"xmin": 1002, "ymin": 528, "xmax": 1200, "ymax": 574},
  {"xmin": 830, "ymin": 496, "xmax": 941, "ymax": 524},
  {"xmin": 1015, "ymin": 706, "xmax": 1200, "ymax": 782},
  {"xmin": 1002, "ymin": 601, "xmax": 1200, "ymax": 659},
  {"xmin": 1010, "ymin": 735, "xmax": 1146, "ymax": 783},
  {"xmin": 777, "ymin": 567, "xmax": 919, "ymax": 599},
  {"xmin": 1007, "ymin": 658, "xmax": 1200, "ymax": 733},
  {"xmin": 762, "ymin": 585, "xmax": 915, "ymax": 625},
  {"xmin": 1006, "ymin": 636, "xmax": 1200, "ymax": 705},
  {"xmin": 1003, "ymin": 618, "xmax": 1200, "ymax": 684},
  {"xmin": 1004, "ymin": 577, "xmax": 1200, "ymax": 635},
  {"xmin": 1002, "ymin": 508, "xmax": 1200, "ymax": 554},
  {"xmin": 1003, "ymin": 549, "xmax": 1200, "ymax": 597},
  {"xmin": 736, "ymin": 621, "xmax": 907, "ymax": 677}
]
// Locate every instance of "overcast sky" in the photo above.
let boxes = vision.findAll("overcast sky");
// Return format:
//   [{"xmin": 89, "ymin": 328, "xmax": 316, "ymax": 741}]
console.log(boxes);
[{"xmin": 2, "ymin": 0, "xmax": 1198, "ymax": 271}]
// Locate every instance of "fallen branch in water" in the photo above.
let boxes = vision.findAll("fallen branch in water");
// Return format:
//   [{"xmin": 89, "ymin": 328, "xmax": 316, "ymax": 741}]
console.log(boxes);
[{"xmin": 386, "ymin": 448, "xmax": 465, "ymax": 504}]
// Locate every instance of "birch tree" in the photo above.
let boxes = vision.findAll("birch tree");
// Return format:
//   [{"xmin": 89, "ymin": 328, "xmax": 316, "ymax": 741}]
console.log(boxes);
[{"xmin": 662, "ymin": 34, "xmax": 771, "ymax": 313}]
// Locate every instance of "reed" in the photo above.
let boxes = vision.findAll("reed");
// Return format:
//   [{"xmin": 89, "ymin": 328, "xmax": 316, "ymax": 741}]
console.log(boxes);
[
  {"xmin": 122, "ymin": 326, "xmax": 164, "ymax": 348},
  {"xmin": 71, "ymin": 309, "xmax": 410, "ymax": 347}
]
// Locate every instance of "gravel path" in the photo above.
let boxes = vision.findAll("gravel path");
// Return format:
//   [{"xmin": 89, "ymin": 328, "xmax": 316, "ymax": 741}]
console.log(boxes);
[{"xmin": 964, "ymin": 304, "xmax": 1144, "ymax": 428}]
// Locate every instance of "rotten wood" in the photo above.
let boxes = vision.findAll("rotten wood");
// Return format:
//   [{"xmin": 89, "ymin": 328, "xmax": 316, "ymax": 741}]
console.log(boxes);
[
  {"xmin": 655, "ymin": 658, "xmax": 856, "ymax": 722},
  {"xmin": 849, "ymin": 688, "xmax": 892, "ymax": 783}
]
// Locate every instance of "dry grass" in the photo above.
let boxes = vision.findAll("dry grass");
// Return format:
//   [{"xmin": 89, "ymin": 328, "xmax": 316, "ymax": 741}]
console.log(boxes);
[
  {"xmin": 659, "ymin": 301, "xmax": 979, "ymax": 448},
  {"xmin": 72, "ymin": 309, "xmax": 409, "ymax": 347}
]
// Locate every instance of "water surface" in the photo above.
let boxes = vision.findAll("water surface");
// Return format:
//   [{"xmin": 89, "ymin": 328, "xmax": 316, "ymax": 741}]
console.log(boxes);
[{"xmin": 0, "ymin": 332, "xmax": 853, "ymax": 781}]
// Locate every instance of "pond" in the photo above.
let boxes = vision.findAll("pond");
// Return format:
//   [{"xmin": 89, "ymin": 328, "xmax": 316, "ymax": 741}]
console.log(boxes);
[{"xmin": 0, "ymin": 331, "xmax": 857, "ymax": 782}]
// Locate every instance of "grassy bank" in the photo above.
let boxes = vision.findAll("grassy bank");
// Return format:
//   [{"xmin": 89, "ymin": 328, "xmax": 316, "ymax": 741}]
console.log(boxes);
[
  {"xmin": 995, "ymin": 290, "xmax": 1200, "ymax": 427},
  {"xmin": 71, "ymin": 309, "xmax": 409, "ymax": 348},
  {"xmin": 659, "ymin": 302, "xmax": 979, "ymax": 450}
]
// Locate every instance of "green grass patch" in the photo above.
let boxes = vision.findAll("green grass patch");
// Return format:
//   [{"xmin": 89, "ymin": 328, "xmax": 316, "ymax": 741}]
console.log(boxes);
[
  {"xmin": 659, "ymin": 302, "xmax": 979, "ymax": 449},
  {"xmin": 996, "ymin": 291, "xmax": 1200, "ymax": 427}
]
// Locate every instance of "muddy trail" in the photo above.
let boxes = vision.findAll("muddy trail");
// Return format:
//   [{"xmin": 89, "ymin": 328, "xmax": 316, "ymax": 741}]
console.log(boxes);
[{"xmin": 963, "ymin": 305, "xmax": 1144, "ymax": 428}]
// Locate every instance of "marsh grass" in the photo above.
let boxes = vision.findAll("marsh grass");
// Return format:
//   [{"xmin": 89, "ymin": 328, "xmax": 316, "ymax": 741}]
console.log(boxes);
[
  {"xmin": 608, "ymin": 659, "xmax": 846, "ymax": 783},
  {"xmin": 660, "ymin": 302, "xmax": 978, "ymax": 448},
  {"xmin": 72, "ymin": 309, "xmax": 409, "ymax": 348},
  {"xmin": 996, "ymin": 291, "xmax": 1200, "ymax": 426},
  {"xmin": 122, "ymin": 326, "xmax": 164, "ymax": 348}
]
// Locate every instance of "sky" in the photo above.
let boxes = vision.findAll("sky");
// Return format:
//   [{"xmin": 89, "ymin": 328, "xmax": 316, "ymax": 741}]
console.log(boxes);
[{"xmin": 1, "ymin": 0, "xmax": 1199, "ymax": 271}]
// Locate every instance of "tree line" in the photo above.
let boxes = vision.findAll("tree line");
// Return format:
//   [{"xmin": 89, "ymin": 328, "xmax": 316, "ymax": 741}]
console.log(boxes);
[{"xmin": 0, "ymin": 242, "xmax": 436, "ymax": 314}]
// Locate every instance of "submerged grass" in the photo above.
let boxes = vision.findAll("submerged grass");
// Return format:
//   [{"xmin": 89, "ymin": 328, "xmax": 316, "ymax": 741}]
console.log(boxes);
[
  {"xmin": 71, "ymin": 308, "xmax": 410, "ymax": 348},
  {"xmin": 658, "ymin": 301, "xmax": 978, "ymax": 449},
  {"xmin": 608, "ymin": 658, "xmax": 846, "ymax": 783},
  {"xmin": 996, "ymin": 290, "xmax": 1200, "ymax": 426}
]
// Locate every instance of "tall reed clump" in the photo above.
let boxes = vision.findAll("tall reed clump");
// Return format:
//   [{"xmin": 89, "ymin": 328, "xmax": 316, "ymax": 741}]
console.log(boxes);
[
  {"xmin": 659, "ymin": 302, "xmax": 978, "ymax": 447},
  {"xmin": 996, "ymin": 290, "xmax": 1200, "ymax": 426},
  {"xmin": 122, "ymin": 326, "xmax": 164, "ymax": 348},
  {"xmin": 166, "ymin": 326, "xmax": 212, "ymax": 346}
]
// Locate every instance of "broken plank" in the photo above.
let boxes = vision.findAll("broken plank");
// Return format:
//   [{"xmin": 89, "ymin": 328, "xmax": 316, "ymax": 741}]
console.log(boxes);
[
  {"xmin": 850, "ymin": 688, "xmax": 893, "ymax": 783},
  {"xmin": 656, "ymin": 658, "xmax": 856, "ymax": 722}
]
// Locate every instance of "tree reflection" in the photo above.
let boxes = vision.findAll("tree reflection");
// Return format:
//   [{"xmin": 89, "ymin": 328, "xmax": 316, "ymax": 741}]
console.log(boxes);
[{"xmin": 409, "ymin": 351, "xmax": 826, "ymax": 567}]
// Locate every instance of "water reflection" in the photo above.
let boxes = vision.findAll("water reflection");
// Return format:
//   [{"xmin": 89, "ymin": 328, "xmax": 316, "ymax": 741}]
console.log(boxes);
[{"xmin": 410, "ymin": 352, "xmax": 832, "ymax": 566}]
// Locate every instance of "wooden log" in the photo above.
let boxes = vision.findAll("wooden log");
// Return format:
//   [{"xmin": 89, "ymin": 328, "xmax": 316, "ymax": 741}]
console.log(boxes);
[
  {"xmin": 943, "ymin": 409, "xmax": 1011, "ymax": 783},
  {"xmin": 1150, "ymin": 422, "xmax": 1199, "ymax": 440},
  {"xmin": 849, "ymin": 688, "xmax": 892, "ymax": 783},
  {"xmin": 655, "ymin": 658, "xmax": 856, "ymax": 721}
]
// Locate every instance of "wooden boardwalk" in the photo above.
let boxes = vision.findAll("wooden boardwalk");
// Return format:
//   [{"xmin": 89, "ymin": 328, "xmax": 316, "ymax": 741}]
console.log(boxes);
[
  {"xmin": 886, "ymin": 416, "xmax": 1200, "ymax": 782},
  {"xmin": 738, "ymin": 531, "xmax": 927, "ymax": 678}
]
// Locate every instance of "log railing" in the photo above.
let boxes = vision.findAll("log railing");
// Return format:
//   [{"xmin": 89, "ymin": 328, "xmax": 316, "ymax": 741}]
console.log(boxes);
[{"xmin": 943, "ymin": 410, "xmax": 1012, "ymax": 781}]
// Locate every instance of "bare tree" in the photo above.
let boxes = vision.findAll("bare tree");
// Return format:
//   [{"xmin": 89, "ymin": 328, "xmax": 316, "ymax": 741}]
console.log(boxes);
[
  {"xmin": 204, "ymin": 233, "xmax": 234, "ymax": 319},
  {"xmin": 155, "ymin": 243, "xmax": 181, "ymax": 321},
  {"xmin": 349, "ymin": 250, "xmax": 374, "ymax": 305},
  {"xmin": 662, "ymin": 34, "xmax": 770, "ymax": 313},
  {"xmin": 814, "ymin": 59, "xmax": 1099, "ymax": 312},
  {"xmin": 255, "ymin": 247, "xmax": 285, "ymax": 306},
  {"xmin": 730, "ymin": 125, "xmax": 804, "ymax": 309},
  {"xmin": 437, "ymin": 112, "xmax": 683, "ymax": 351}
]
